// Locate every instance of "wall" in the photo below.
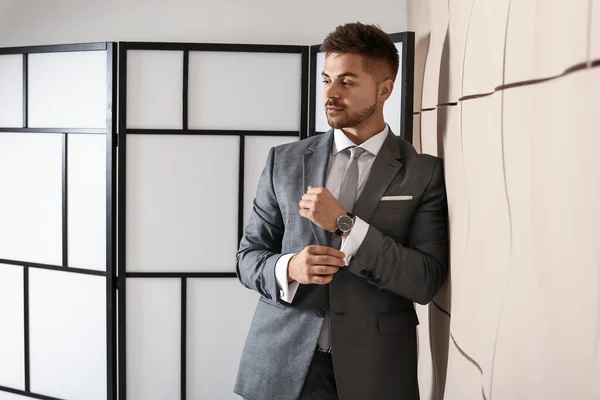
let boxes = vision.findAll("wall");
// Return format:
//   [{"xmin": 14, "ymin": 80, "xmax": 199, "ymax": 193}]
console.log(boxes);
[
  {"xmin": 0, "ymin": 0, "xmax": 406, "ymax": 47},
  {"xmin": 409, "ymin": 0, "xmax": 600, "ymax": 399},
  {"xmin": 0, "ymin": 2, "xmax": 418, "ymax": 400}
]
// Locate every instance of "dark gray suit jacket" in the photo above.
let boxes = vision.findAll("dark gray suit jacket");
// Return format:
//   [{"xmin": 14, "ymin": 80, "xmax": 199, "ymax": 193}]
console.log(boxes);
[{"xmin": 235, "ymin": 130, "xmax": 449, "ymax": 400}]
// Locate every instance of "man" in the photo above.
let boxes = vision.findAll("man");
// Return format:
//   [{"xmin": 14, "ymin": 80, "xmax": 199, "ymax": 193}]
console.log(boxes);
[{"xmin": 235, "ymin": 22, "xmax": 448, "ymax": 400}]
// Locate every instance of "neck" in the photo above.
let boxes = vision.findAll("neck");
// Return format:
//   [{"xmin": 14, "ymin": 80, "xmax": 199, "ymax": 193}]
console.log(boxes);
[{"xmin": 340, "ymin": 115, "xmax": 386, "ymax": 146}]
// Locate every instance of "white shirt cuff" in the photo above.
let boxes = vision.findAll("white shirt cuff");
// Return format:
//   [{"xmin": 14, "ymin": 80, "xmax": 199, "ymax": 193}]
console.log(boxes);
[
  {"xmin": 275, "ymin": 253, "xmax": 300, "ymax": 303},
  {"xmin": 341, "ymin": 216, "xmax": 369, "ymax": 265}
]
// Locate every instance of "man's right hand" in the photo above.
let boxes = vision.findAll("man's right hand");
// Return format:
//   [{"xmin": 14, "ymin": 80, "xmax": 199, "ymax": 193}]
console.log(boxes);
[{"xmin": 288, "ymin": 245, "xmax": 346, "ymax": 285}]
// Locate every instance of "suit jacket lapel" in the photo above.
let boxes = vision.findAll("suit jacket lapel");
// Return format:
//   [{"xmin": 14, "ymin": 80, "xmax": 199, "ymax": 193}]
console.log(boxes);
[
  {"xmin": 303, "ymin": 131, "xmax": 334, "ymax": 246},
  {"xmin": 353, "ymin": 132, "xmax": 403, "ymax": 223}
]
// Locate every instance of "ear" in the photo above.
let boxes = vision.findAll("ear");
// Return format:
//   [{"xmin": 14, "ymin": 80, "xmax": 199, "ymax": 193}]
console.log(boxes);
[{"xmin": 379, "ymin": 79, "xmax": 394, "ymax": 101}]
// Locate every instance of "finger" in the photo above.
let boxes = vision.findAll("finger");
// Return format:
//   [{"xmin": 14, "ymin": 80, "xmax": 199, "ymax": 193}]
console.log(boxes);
[
  {"xmin": 306, "ymin": 245, "xmax": 345, "ymax": 259},
  {"xmin": 308, "ymin": 265, "xmax": 340, "ymax": 275},
  {"xmin": 308, "ymin": 245, "xmax": 345, "ymax": 260},
  {"xmin": 310, "ymin": 274, "xmax": 334, "ymax": 285},
  {"xmin": 307, "ymin": 187, "xmax": 324, "ymax": 194},
  {"xmin": 298, "ymin": 199, "xmax": 313, "ymax": 210},
  {"xmin": 308, "ymin": 255, "xmax": 346, "ymax": 267},
  {"xmin": 299, "ymin": 208, "xmax": 311, "ymax": 219},
  {"xmin": 301, "ymin": 193, "xmax": 316, "ymax": 202}
]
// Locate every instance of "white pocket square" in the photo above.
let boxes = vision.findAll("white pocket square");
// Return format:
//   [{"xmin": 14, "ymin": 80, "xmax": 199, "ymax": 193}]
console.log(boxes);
[{"xmin": 380, "ymin": 195, "xmax": 413, "ymax": 201}]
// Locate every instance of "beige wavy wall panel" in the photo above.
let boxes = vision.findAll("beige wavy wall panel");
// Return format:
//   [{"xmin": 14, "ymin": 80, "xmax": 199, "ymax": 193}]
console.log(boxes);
[
  {"xmin": 421, "ymin": 0, "xmax": 449, "ymax": 109},
  {"xmin": 438, "ymin": 104, "xmax": 464, "ymax": 318},
  {"xmin": 504, "ymin": 0, "xmax": 536, "ymax": 85},
  {"xmin": 506, "ymin": 0, "xmax": 589, "ymax": 83},
  {"xmin": 533, "ymin": 0, "xmax": 590, "ymax": 79},
  {"xmin": 490, "ymin": 84, "xmax": 543, "ymax": 399},
  {"xmin": 462, "ymin": 0, "xmax": 511, "ymax": 96},
  {"xmin": 442, "ymin": 0, "xmax": 474, "ymax": 103},
  {"xmin": 413, "ymin": 113, "xmax": 422, "ymax": 153},
  {"xmin": 529, "ymin": 67, "xmax": 600, "ymax": 399},
  {"xmin": 444, "ymin": 338, "xmax": 486, "ymax": 399},
  {"xmin": 416, "ymin": 304, "xmax": 451, "ymax": 400},
  {"xmin": 416, "ymin": 304, "xmax": 434, "ymax": 400},
  {"xmin": 452, "ymin": 93, "xmax": 511, "ymax": 398},
  {"xmin": 437, "ymin": 104, "xmax": 468, "ymax": 399},
  {"xmin": 429, "ymin": 306, "xmax": 450, "ymax": 400},
  {"xmin": 407, "ymin": 0, "xmax": 431, "ymax": 111},
  {"xmin": 420, "ymin": 109, "xmax": 439, "ymax": 157},
  {"xmin": 592, "ymin": 0, "xmax": 600, "ymax": 62}
]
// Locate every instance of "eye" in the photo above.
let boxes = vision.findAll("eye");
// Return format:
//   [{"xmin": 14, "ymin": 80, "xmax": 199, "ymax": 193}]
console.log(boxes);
[
  {"xmin": 342, "ymin": 81, "xmax": 353, "ymax": 87},
  {"xmin": 322, "ymin": 79, "xmax": 331, "ymax": 85}
]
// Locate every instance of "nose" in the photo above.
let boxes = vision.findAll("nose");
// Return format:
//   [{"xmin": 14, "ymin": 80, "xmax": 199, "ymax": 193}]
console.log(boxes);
[{"xmin": 324, "ymin": 83, "xmax": 340, "ymax": 102}]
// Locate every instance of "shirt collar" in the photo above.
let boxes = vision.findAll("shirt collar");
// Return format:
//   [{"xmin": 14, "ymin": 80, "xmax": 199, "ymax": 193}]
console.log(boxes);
[{"xmin": 332, "ymin": 125, "xmax": 389, "ymax": 157}]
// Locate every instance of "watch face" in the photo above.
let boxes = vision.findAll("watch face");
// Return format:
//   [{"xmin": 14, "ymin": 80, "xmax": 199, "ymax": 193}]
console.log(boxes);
[{"xmin": 337, "ymin": 214, "xmax": 354, "ymax": 232}]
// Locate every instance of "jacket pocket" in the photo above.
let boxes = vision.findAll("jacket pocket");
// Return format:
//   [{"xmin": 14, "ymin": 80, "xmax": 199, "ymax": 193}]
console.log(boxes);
[
  {"xmin": 259, "ymin": 296, "xmax": 287, "ymax": 310},
  {"xmin": 377, "ymin": 309, "xmax": 419, "ymax": 334}
]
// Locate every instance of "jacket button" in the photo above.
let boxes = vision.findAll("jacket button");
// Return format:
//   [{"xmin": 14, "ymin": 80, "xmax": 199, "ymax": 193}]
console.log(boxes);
[
  {"xmin": 360, "ymin": 269, "xmax": 368, "ymax": 276},
  {"xmin": 316, "ymin": 309, "xmax": 324, "ymax": 318}
]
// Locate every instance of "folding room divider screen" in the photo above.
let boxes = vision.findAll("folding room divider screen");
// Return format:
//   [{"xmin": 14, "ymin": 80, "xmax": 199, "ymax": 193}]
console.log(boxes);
[
  {"xmin": 0, "ymin": 42, "xmax": 117, "ymax": 400},
  {"xmin": 0, "ymin": 32, "xmax": 414, "ymax": 400},
  {"xmin": 117, "ymin": 41, "xmax": 308, "ymax": 400}
]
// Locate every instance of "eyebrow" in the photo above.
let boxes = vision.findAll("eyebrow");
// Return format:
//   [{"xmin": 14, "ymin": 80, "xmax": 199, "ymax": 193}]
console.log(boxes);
[{"xmin": 321, "ymin": 72, "xmax": 359, "ymax": 79}]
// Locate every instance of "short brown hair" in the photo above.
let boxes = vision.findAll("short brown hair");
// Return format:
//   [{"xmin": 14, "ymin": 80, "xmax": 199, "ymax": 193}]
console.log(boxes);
[{"xmin": 320, "ymin": 22, "xmax": 399, "ymax": 81}]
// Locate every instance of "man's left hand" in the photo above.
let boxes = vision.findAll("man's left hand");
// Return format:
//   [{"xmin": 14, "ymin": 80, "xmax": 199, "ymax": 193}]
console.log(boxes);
[{"xmin": 299, "ymin": 186, "xmax": 345, "ymax": 233}]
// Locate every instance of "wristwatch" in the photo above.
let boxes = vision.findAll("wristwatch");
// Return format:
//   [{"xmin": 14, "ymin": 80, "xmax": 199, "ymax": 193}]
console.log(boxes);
[{"xmin": 334, "ymin": 212, "xmax": 355, "ymax": 236}]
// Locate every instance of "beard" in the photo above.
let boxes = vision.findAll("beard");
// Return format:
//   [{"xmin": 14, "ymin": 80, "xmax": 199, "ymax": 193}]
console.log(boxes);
[{"xmin": 325, "ymin": 99, "xmax": 378, "ymax": 129}]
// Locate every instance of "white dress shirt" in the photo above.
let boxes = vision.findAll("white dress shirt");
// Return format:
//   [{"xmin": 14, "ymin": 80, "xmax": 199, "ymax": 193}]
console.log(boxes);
[{"xmin": 275, "ymin": 125, "xmax": 390, "ymax": 302}]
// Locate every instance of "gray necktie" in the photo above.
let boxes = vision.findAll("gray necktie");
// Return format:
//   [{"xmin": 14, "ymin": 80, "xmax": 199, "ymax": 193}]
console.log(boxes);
[
  {"xmin": 338, "ymin": 146, "xmax": 365, "ymax": 213},
  {"xmin": 318, "ymin": 146, "xmax": 365, "ymax": 352}
]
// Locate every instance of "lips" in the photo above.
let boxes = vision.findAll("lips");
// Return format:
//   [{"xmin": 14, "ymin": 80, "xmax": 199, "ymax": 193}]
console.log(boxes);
[{"xmin": 326, "ymin": 105, "xmax": 344, "ymax": 113}]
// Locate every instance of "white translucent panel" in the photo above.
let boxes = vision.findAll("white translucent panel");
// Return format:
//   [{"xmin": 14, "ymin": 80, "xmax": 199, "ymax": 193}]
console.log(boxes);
[
  {"xmin": 0, "ymin": 264, "xmax": 24, "ymax": 390},
  {"xmin": 189, "ymin": 52, "xmax": 301, "ymax": 131},
  {"xmin": 421, "ymin": 1, "xmax": 449, "ymax": 108},
  {"xmin": 28, "ymin": 51, "xmax": 106, "ymax": 129},
  {"xmin": 0, "ymin": 54, "xmax": 23, "ymax": 127},
  {"xmin": 0, "ymin": 393, "xmax": 33, "ymax": 400},
  {"xmin": 383, "ymin": 42, "xmax": 405, "ymax": 136},
  {"xmin": 29, "ymin": 269, "xmax": 106, "ymax": 400},
  {"xmin": 127, "ymin": 135, "xmax": 239, "ymax": 272},
  {"xmin": 127, "ymin": 279, "xmax": 180, "ymax": 400},
  {"xmin": 187, "ymin": 279, "xmax": 259, "ymax": 399},
  {"xmin": 0, "ymin": 133, "xmax": 62, "ymax": 265},
  {"xmin": 68, "ymin": 134, "xmax": 106, "ymax": 271},
  {"xmin": 314, "ymin": 52, "xmax": 330, "ymax": 133},
  {"xmin": 126, "ymin": 50, "xmax": 183, "ymax": 129},
  {"xmin": 243, "ymin": 136, "xmax": 298, "ymax": 228},
  {"xmin": 462, "ymin": 0, "xmax": 511, "ymax": 96}
]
